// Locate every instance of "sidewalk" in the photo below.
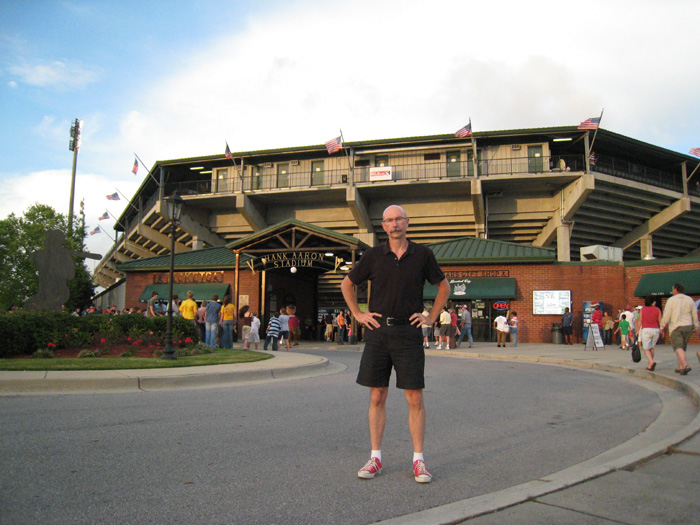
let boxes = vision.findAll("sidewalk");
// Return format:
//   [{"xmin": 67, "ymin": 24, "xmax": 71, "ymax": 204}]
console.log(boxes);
[{"xmin": 2, "ymin": 341, "xmax": 699, "ymax": 524}]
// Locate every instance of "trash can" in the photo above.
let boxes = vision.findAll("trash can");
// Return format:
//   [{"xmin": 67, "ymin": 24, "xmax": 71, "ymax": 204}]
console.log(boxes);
[{"xmin": 551, "ymin": 322, "xmax": 564, "ymax": 344}]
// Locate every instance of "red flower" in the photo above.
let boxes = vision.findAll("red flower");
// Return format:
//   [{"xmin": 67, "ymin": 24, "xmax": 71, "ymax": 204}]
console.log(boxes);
[
  {"xmin": 100, "ymin": 338, "xmax": 106, "ymax": 344},
  {"xmin": 184, "ymin": 337, "xmax": 194, "ymax": 344},
  {"xmin": 127, "ymin": 337, "xmax": 132, "ymax": 341},
  {"xmin": 48, "ymin": 342, "xmax": 56, "ymax": 348},
  {"xmin": 178, "ymin": 340, "xmax": 182, "ymax": 344}
]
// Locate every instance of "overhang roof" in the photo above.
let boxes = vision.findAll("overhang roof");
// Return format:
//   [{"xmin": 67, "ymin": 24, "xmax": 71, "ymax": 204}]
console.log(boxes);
[
  {"xmin": 427, "ymin": 236, "xmax": 556, "ymax": 264},
  {"xmin": 117, "ymin": 246, "xmax": 246, "ymax": 272}
]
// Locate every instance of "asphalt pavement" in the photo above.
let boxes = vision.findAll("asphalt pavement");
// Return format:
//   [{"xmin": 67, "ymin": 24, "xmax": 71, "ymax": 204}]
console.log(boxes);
[{"xmin": 2, "ymin": 340, "xmax": 699, "ymax": 524}]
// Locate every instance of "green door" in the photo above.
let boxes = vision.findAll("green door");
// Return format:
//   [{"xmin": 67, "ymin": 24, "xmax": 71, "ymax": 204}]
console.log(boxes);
[
  {"xmin": 447, "ymin": 151, "xmax": 461, "ymax": 177},
  {"xmin": 277, "ymin": 163, "xmax": 289, "ymax": 187},
  {"xmin": 528, "ymin": 146, "xmax": 543, "ymax": 173},
  {"xmin": 311, "ymin": 161, "xmax": 324, "ymax": 186}
]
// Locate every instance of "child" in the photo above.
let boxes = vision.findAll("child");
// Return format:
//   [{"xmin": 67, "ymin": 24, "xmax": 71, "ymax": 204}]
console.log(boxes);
[
  {"xmin": 264, "ymin": 313, "xmax": 281, "ymax": 351},
  {"xmin": 614, "ymin": 313, "xmax": 630, "ymax": 350}
]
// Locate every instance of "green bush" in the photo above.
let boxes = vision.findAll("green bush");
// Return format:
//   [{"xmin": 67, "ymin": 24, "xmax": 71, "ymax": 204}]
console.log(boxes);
[{"xmin": 0, "ymin": 311, "xmax": 200, "ymax": 358}]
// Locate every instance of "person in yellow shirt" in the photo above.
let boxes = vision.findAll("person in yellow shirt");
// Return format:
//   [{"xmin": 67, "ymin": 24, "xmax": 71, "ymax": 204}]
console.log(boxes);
[
  {"xmin": 220, "ymin": 295, "xmax": 237, "ymax": 349},
  {"xmin": 179, "ymin": 291, "xmax": 198, "ymax": 322}
]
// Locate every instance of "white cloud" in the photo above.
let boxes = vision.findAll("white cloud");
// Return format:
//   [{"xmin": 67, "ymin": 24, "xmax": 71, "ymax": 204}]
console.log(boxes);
[
  {"xmin": 0, "ymin": 169, "xmax": 139, "ymax": 267},
  {"xmin": 8, "ymin": 60, "xmax": 102, "ymax": 89}
]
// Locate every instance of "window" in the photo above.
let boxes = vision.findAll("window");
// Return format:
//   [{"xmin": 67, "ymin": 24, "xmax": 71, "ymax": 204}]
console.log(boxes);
[
  {"xmin": 277, "ymin": 163, "xmax": 289, "ymax": 187},
  {"xmin": 424, "ymin": 153, "xmax": 440, "ymax": 161},
  {"xmin": 355, "ymin": 159, "xmax": 370, "ymax": 167},
  {"xmin": 375, "ymin": 155, "xmax": 389, "ymax": 167},
  {"xmin": 446, "ymin": 151, "xmax": 460, "ymax": 177},
  {"xmin": 311, "ymin": 160, "xmax": 324, "ymax": 186}
]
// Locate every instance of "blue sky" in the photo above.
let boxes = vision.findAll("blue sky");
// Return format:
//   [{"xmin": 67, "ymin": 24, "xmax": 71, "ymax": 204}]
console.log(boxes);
[{"xmin": 1, "ymin": 0, "xmax": 699, "ymax": 269}]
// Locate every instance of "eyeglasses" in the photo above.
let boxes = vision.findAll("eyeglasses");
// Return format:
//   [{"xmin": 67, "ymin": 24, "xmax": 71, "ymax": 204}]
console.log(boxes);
[{"xmin": 382, "ymin": 217, "xmax": 408, "ymax": 225}]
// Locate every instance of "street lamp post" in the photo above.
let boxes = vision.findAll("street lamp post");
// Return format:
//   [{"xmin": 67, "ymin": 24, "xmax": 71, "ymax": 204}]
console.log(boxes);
[{"xmin": 162, "ymin": 192, "xmax": 184, "ymax": 360}]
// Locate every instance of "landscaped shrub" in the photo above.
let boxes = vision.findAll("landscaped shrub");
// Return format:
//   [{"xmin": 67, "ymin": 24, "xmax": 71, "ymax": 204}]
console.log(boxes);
[{"xmin": 0, "ymin": 311, "xmax": 201, "ymax": 358}]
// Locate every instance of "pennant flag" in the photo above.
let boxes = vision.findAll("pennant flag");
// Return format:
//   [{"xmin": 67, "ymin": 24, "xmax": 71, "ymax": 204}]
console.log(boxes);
[
  {"xmin": 325, "ymin": 136, "xmax": 342, "ymax": 154},
  {"xmin": 455, "ymin": 122, "xmax": 472, "ymax": 138},
  {"xmin": 225, "ymin": 142, "xmax": 232, "ymax": 159},
  {"xmin": 690, "ymin": 147, "xmax": 700, "ymax": 158},
  {"xmin": 578, "ymin": 117, "xmax": 601, "ymax": 130},
  {"xmin": 106, "ymin": 192, "xmax": 120, "ymax": 201},
  {"xmin": 98, "ymin": 212, "xmax": 109, "ymax": 221},
  {"xmin": 132, "ymin": 158, "xmax": 139, "ymax": 175},
  {"xmin": 89, "ymin": 226, "xmax": 101, "ymax": 236}
]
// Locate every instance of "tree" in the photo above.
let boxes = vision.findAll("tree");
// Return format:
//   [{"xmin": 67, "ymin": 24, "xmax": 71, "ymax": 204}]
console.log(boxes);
[{"xmin": 0, "ymin": 203, "xmax": 95, "ymax": 312}]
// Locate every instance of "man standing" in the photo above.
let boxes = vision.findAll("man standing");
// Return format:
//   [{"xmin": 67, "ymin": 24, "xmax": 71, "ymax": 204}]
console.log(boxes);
[
  {"xmin": 341, "ymin": 204, "xmax": 450, "ymax": 484},
  {"xmin": 437, "ymin": 306, "xmax": 451, "ymax": 350},
  {"xmin": 562, "ymin": 307, "xmax": 574, "ymax": 345},
  {"xmin": 660, "ymin": 283, "xmax": 699, "ymax": 375},
  {"xmin": 146, "ymin": 291, "xmax": 159, "ymax": 318},
  {"xmin": 494, "ymin": 312, "xmax": 509, "ymax": 347},
  {"xmin": 180, "ymin": 291, "xmax": 198, "ymax": 324},
  {"xmin": 456, "ymin": 304, "xmax": 473, "ymax": 348}
]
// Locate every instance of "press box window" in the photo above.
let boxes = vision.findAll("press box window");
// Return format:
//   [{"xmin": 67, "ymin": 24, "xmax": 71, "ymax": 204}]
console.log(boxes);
[{"xmin": 424, "ymin": 153, "xmax": 441, "ymax": 161}]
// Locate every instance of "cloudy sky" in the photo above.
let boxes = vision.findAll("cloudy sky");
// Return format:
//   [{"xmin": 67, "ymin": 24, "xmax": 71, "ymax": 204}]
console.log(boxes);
[{"xmin": 1, "ymin": 0, "xmax": 699, "ymax": 271}]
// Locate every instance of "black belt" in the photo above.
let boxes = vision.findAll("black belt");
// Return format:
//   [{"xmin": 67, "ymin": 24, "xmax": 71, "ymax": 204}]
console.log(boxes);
[{"xmin": 378, "ymin": 316, "xmax": 412, "ymax": 326}]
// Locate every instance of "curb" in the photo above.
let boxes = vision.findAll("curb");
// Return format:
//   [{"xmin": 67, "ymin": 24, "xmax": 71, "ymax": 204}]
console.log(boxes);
[{"xmin": 380, "ymin": 350, "xmax": 700, "ymax": 524}]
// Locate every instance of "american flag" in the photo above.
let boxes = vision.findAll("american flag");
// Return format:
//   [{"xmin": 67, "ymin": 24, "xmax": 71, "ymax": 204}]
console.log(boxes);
[
  {"xmin": 132, "ymin": 159, "xmax": 139, "ymax": 175},
  {"xmin": 455, "ymin": 122, "xmax": 472, "ymax": 138},
  {"xmin": 690, "ymin": 147, "xmax": 700, "ymax": 158},
  {"xmin": 225, "ymin": 142, "xmax": 232, "ymax": 159},
  {"xmin": 106, "ymin": 192, "xmax": 120, "ymax": 201},
  {"xmin": 325, "ymin": 136, "xmax": 342, "ymax": 154},
  {"xmin": 89, "ymin": 226, "xmax": 101, "ymax": 236},
  {"xmin": 98, "ymin": 212, "xmax": 109, "ymax": 221},
  {"xmin": 578, "ymin": 117, "xmax": 601, "ymax": 130}
]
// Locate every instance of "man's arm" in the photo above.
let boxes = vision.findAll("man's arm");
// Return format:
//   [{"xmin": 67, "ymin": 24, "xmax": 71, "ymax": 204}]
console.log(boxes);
[
  {"xmin": 412, "ymin": 278, "xmax": 450, "ymax": 327},
  {"xmin": 341, "ymin": 276, "xmax": 381, "ymax": 330}
]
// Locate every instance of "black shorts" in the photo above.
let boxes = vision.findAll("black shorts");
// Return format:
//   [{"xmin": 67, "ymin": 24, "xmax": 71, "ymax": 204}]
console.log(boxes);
[
  {"xmin": 356, "ymin": 324, "xmax": 425, "ymax": 390},
  {"xmin": 562, "ymin": 326, "xmax": 573, "ymax": 335}
]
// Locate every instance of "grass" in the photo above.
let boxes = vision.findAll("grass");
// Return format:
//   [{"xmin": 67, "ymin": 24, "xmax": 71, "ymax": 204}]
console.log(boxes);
[{"xmin": 0, "ymin": 348, "xmax": 273, "ymax": 371}]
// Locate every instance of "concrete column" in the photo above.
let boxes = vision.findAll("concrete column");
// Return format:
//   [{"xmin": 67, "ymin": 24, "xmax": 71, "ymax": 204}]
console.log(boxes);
[
  {"xmin": 192, "ymin": 236, "xmax": 204, "ymax": 250},
  {"xmin": 557, "ymin": 223, "xmax": 571, "ymax": 262},
  {"xmin": 640, "ymin": 234, "xmax": 654, "ymax": 260}
]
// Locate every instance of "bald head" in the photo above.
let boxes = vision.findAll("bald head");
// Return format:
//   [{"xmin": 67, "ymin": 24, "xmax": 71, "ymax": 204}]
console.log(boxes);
[{"xmin": 383, "ymin": 205, "xmax": 407, "ymax": 221}]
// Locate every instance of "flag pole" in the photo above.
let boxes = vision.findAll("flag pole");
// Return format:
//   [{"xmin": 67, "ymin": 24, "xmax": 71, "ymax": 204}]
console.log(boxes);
[
  {"xmin": 134, "ymin": 153, "xmax": 151, "ymax": 172},
  {"xmin": 114, "ymin": 187, "xmax": 140, "ymax": 212},
  {"xmin": 339, "ymin": 129, "xmax": 354, "ymax": 180},
  {"xmin": 588, "ymin": 108, "xmax": 605, "ymax": 151}
]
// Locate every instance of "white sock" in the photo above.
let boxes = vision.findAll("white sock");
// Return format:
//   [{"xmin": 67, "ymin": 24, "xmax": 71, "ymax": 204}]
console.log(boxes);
[
  {"xmin": 371, "ymin": 450, "xmax": 382, "ymax": 462},
  {"xmin": 413, "ymin": 452, "xmax": 424, "ymax": 463}
]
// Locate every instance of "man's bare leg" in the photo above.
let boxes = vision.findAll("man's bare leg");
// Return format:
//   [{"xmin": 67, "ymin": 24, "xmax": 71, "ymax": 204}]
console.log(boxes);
[
  {"xmin": 369, "ymin": 387, "xmax": 389, "ymax": 450},
  {"xmin": 404, "ymin": 389, "xmax": 425, "ymax": 453}
]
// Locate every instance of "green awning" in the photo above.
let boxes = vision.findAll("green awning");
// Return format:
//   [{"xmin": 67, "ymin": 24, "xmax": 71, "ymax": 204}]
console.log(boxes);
[
  {"xmin": 138, "ymin": 283, "xmax": 230, "ymax": 302},
  {"xmin": 423, "ymin": 277, "xmax": 516, "ymax": 300},
  {"xmin": 634, "ymin": 269, "xmax": 700, "ymax": 297}
]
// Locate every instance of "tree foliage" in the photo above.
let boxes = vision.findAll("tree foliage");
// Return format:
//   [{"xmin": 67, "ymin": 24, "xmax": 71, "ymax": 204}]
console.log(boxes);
[{"xmin": 0, "ymin": 203, "xmax": 95, "ymax": 312}]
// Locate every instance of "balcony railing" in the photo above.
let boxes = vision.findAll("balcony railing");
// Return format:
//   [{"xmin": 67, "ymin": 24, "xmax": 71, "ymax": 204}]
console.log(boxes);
[{"xmin": 161, "ymin": 153, "xmax": 697, "ymax": 198}]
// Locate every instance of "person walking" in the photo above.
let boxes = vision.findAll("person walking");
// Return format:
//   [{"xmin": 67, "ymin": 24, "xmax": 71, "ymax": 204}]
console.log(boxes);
[
  {"xmin": 660, "ymin": 283, "xmax": 700, "ymax": 375},
  {"xmin": 264, "ymin": 312, "xmax": 281, "ymax": 351},
  {"xmin": 337, "ymin": 310, "xmax": 347, "ymax": 345},
  {"xmin": 456, "ymin": 304, "xmax": 473, "ymax": 348},
  {"xmin": 247, "ymin": 312, "xmax": 260, "ymax": 350},
  {"xmin": 509, "ymin": 311, "xmax": 519, "ymax": 347},
  {"xmin": 637, "ymin": 296, "xmax": 662, "ymax": 371},
  {"xmin": 324, "ymin": 312, "xmax": 334, "ymax": 342},
  {"xmin": 614, "ymin": 313, "xmax": 631, "ymax": 351},
  {"xmin": 340, "ymin": 204, "xmax": 450, "ymax": 484}
]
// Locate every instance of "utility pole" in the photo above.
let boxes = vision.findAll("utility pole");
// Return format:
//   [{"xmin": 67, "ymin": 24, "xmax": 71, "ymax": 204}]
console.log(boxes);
[{"xmin": 68, "ymin": 118, "xmax": 82, "ymax": 234}]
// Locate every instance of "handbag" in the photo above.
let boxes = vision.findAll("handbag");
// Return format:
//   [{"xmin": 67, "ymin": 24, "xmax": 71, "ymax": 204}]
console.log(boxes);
[{"xmin": 631, "ymin": 341, "xmax": 641, "ymax": 363}]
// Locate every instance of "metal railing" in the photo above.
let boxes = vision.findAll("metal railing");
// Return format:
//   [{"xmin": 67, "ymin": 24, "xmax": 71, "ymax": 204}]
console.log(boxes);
[{"xmin": 158, "ymin": 153, "xmax": 696, "ymax": 199}]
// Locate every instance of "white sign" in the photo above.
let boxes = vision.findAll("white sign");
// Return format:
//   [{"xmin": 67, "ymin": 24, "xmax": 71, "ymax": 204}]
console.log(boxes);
[
  {"xmin": 369, "ymin": 166, "xmax": 393, "ymax": 181},
  {"xmin": 585, "ymin": 323, "xmax": 605, "ymax": 350},
  {"xmin": 533, "ymin": 290, "xmax": 571, "ymax": 315}
]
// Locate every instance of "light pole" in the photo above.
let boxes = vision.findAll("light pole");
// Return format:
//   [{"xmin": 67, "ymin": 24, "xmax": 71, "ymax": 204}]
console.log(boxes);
[
  {"xmin": 68, "ymin": 118, "xmax": 82, "ymax": 234},
  {"xmin": 162, "ymin": 192, "xmax": 184, "ymax": 360}
]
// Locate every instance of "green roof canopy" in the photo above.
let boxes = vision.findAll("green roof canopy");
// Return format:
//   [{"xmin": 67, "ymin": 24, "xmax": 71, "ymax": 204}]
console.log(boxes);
[
  {"xmin": 423, "ymin": 277, "xmax": 516, "ymax": 300},
  {"xmin": 139, "ymin": 283, "xmax": 230, "ymax": 302},
  {"xmin": 634, "ymin": 269, "xmax": 700, "ymax": 297}
]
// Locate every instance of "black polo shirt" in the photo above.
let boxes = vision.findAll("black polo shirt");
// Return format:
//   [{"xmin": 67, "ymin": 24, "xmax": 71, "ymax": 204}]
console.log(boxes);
[{"xmin": 348, "ymin": 239, "xmax": 445, "ymax": 318}]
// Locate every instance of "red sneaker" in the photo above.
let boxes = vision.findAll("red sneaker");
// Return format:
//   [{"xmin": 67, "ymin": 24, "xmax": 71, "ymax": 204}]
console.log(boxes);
[
  {"xmin": 358, "ymin": 457, "xmax": 382, "ymax": 479},
  {"xmin": 413, "ymin": 459, "xmax": 432, "ymax": 483}
]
